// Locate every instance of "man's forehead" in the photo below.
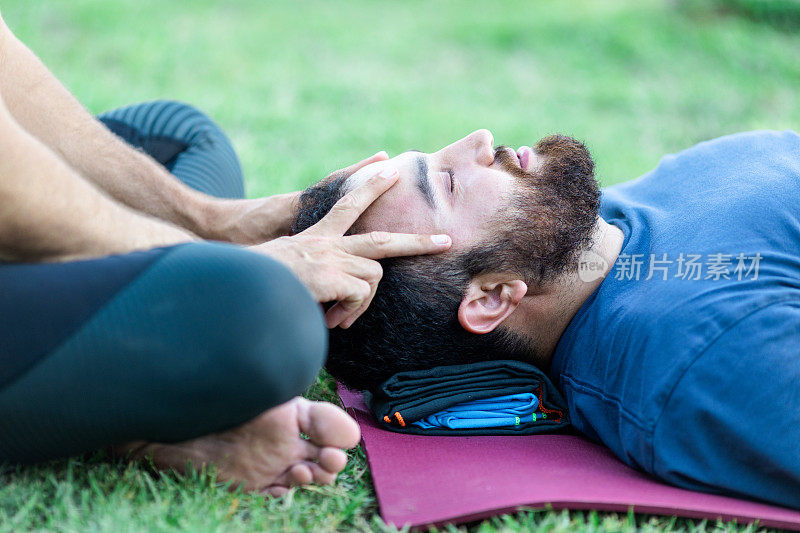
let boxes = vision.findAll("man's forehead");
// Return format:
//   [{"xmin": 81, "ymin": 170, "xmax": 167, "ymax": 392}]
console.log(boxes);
[{"xmin": 343, "ymin": 151, "xmax": 421, "ymax": 192}]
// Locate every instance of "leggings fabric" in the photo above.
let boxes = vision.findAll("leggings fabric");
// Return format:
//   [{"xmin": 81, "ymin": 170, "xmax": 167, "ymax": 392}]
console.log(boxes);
[
  {"xmin": 98, "ymin": 100, "xmax": 245, "ymax": 198},
  {"xmin": 0, "ymin": 101, "xmax": 325, "ymax": 463}
]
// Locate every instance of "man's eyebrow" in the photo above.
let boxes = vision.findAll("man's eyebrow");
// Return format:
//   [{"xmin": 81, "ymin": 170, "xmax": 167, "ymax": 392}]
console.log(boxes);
[{"xmin": 414, "ymin": 155, "xmax": 436, "ymax": 209}]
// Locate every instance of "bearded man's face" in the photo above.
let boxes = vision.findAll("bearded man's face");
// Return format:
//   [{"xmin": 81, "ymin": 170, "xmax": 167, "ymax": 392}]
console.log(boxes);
[{"xmin": 292, "ymin": 129, "xmax": 601, "ymax": 391}]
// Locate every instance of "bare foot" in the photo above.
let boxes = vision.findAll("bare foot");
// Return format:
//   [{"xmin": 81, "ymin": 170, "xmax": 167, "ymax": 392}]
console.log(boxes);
[{"xmin": 116, "ymin": 397, "xmax": 361, "ymax": 495}]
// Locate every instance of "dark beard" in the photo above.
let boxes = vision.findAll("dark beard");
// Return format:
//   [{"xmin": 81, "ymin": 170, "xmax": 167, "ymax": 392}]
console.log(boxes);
[{"xmin": 468, "ymin": 137, "xmax": 601, "ymax": 285}]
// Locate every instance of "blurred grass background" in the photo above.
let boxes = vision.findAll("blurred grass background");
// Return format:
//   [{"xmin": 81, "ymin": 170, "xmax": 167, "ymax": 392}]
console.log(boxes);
[
  {"xmin": 0, "ymin": 0, "xmax": 798, "ymax": 531},
  {"xmin": 3, "ymin": 0, "xmax": 798, "ymax": 195}
]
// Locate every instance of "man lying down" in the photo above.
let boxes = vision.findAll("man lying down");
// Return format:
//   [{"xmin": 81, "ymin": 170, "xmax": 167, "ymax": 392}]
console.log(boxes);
[{"xmin": 292, "ymin": 128, "xmax": 800, "ymax": 510}]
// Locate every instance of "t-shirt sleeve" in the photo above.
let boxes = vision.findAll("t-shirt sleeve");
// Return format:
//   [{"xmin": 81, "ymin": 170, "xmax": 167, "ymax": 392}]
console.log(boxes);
[{"xmin": 651, "ymin": 301, "xmax": 800, "ymax": 509}]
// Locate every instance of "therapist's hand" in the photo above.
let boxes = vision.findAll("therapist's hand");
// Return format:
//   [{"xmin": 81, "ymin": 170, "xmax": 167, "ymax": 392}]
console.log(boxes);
[
  {"xmin": 251, "ymin": 166, "xmax": 452, "ymax": 329},
  {"xmin": 200, "ymin": 151, "xmax": 391, "ymax": 245}
]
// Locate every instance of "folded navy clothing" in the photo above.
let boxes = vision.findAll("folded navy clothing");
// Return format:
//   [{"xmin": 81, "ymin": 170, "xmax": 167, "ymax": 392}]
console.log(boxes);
[{"xmin": 363, "ymin": 360, "xmax": 571, "ymax": 436}]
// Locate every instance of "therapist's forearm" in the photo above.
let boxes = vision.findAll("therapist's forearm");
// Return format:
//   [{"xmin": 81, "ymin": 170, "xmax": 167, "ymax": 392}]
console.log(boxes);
[
  {"xmin": 0, "ymin": 93, "xmax": 197, "ymax": 263},
  {"xmin": 0, "ymin": 15, "xmax": 218, "ymax": 238}
]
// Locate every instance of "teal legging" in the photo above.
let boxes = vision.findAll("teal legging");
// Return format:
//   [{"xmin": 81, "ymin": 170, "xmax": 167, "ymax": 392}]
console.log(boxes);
[{"xmin": 0, "ymin": 101, "xmax": 326, "ymax": 463}]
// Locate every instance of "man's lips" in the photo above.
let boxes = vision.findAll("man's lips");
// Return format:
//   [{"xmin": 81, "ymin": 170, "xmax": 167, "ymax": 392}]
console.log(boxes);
[
  {"xmin": 495, "ymin": 145, "xmax": 532, "ymax": 170},
  {"xmin": 516, "ymin": 146, "xmax": 532, "ymax": 171}
]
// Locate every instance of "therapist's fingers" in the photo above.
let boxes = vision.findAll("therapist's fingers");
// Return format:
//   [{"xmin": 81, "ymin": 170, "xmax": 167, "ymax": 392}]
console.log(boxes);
[
  {"xmin": 306, "ymin": 167, "xmax": 400, "ymax": 236},
  {"xmin": 342, "ymin": 231, "xmax": 452, "ymax": 260},
  {"xmin": 336, "ymin": 151, "xmax": 389, "ymax": 176},
  {"xmin": 336, "ymin": 255, "xmax": 383, "ymax": 328},
  {"xmin": 324, "ymin": 274, "xmax": 372, "ymax": 328},
  {"xmin": 329, "ymin": 262, "xmax": 381, "ymax": 330},
  {"xmin": 324, "ymin": 301, "xmax": 352, "ymax": 329},
  {"xmin": 334, "ymin": 232, "xmax": 452, "ymax": 328},
  {"xmin": 337, "ymin": 296, "xmax": 373, "ymax": 329}
]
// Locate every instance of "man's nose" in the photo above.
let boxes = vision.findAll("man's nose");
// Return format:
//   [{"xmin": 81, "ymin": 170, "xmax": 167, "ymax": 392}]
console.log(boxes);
[{"xmin": 466, "ymin": 129, "xmax": 495, "ymax": 166}]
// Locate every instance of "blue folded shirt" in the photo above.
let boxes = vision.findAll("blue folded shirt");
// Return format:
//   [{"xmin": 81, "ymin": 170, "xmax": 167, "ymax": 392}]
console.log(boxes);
[{"xmin": 413, "ymin": 393, "xmax": 540, "ymax": 430}]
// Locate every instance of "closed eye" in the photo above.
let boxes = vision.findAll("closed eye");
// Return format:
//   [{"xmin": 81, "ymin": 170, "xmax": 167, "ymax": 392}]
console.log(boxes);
[
  {"xmin": 444, "ymin": 168, "xmax": 455, "ymax": 193},
  {"xmin": 434, "ymin": 170, "xmax": 454, "ymax": 198}
]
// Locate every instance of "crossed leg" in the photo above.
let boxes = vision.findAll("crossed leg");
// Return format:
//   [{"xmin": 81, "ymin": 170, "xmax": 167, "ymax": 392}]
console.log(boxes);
[{"xmin": 0, "ymin": 101, "xmax": 360, "ymax": 493}]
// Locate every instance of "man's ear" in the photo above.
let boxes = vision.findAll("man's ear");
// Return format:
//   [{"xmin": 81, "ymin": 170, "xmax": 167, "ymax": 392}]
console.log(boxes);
[{"xmin": 457, "ymin": 276, "xmax": 528, "ymax": 334}]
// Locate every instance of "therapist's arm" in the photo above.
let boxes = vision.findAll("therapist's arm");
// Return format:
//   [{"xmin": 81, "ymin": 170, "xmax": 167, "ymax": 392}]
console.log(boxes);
[
  {"xmin": 0, "ymin": 90, "xmax": 197, "ymax": 263},
  {"xmin": 0, "ymin": 15, "xmax": 388, "ymax": 245},
  {"xmin": 0, "ymin": 13, "xmax": 225, "ymax": 241}
]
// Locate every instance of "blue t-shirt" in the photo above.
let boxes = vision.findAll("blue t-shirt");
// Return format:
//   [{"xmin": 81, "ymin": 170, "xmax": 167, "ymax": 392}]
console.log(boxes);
[{"xmin": 550, "ymin": 130, "xmax": 800, "ymax": 509}]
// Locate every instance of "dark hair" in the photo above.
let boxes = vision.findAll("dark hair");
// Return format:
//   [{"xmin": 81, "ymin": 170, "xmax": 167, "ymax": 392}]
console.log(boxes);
[{"xmin": 293, "ymin": 135, "xmax": 600, "ymax": 391}]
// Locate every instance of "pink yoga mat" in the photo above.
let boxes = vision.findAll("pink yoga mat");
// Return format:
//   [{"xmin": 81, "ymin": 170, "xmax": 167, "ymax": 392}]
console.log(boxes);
[{"xmin": 338, "ymin": 385, "xmax": 800, "ymax": 530}]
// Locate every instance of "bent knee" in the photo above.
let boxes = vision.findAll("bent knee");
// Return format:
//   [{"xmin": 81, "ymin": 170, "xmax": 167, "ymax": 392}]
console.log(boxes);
[
  {"xmin": 154, "ymin": 242, "xmax": 327, "ymax": 406},
  {"xmin": 149, "ymin": 99, "xmax": 212, "ymax": 124},
  {"xmin": 155, "ymin": 100, "xmax": 224, "ymax": 141},
  {"xmin": 221, "ymin": 256, "xmax": 328, "ymax": 403}
]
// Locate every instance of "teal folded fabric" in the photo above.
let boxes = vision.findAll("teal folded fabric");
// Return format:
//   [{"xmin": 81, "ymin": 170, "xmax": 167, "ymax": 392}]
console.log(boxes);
[{"xmin": 364, "ymin": 360, "xmax": 571, "ymax": 436}]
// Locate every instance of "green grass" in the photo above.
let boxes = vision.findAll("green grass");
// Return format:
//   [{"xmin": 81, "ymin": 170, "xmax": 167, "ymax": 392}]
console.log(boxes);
[{"xmin": 1, "ymin": 0, "xmax": 798, "ymax": 530}]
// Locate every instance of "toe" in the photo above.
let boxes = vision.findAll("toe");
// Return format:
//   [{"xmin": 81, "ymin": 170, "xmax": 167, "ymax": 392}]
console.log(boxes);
[
  {"xmin": 263, "ymin": 485, "xmax": 290, "ymax": 497},
  {"xmin": 296, "ymin": 399, "xmax": 361, "ymax": 449},
  {"xmin": 317, "ymin": 447, "xmax": 348, "ymax": 474},
  {"xmin": 286, "ymin": 463, "xmax": 314, "ymax": 486},
  {"xmin": 307, "ymin": 462, "xmax": 338, "ymax": 485}
]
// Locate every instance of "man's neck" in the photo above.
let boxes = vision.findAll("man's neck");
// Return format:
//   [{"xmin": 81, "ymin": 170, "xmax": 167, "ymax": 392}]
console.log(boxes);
[{"xmin": 506, "ymin": 217, "xmax": 624, "ymax": 368}]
